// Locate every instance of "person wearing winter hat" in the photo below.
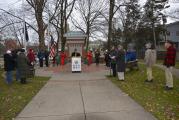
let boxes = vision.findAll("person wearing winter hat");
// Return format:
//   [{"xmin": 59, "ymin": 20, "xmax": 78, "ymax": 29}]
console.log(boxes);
[
  {"xmin": 3, "ymin": 50, "xmax": 14, "ymax": 84},
  {"xmin": 144, "ymin": 43, "xmax": 156, "ymax": 82}
]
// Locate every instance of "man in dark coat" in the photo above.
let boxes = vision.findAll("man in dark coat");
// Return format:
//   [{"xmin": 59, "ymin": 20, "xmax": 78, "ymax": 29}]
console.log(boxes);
[
  {"xmin": 38, "ymin": 50, "xmax": 44, "ymax": 67},
  {"xmin": 71, "ymin": 49, "xmax": 81, "ymax": 57},
  {"xmin": 163, "ymin": 40, "xmax": 176, "ymax": 90},
  {"xmin": 104, "ymin": 50, "xmax": 110, "ymax": 67},
  {"xmin": 95, "ymin": 49, "xmax": 100, "ymax": 66},
  {"xmin": 44, "ymin": 50, "xmax": 50, "ymax": 67},
  {"xmin": 110, "ymin": 46, "xmax": 117, "ymax": 77},
  {"xmin": 4, "ymin": 50, "xmax": 14, "ymax": 84},
  {"xmin": 116, "ymin": 45, "xmax": 125, "ymax": 80},
  {"xmin": 17, "ymin": 49, "xmax": 30, "ymax": 84}
]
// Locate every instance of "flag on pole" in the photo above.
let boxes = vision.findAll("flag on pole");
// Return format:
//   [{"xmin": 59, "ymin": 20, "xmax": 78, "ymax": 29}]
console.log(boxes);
[
  {"xmin": 24, "ymin": 21, "xmax": 29, "ymax": 42},
  {"xmin": 49, "ymin": 35, "xmax": 56, "ymax": 58}
]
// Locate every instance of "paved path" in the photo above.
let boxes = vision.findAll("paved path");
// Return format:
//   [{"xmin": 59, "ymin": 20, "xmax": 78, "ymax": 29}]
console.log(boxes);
[{"xmin": 15, "ymin": 65, "xmax": 156, "ymax": 120}]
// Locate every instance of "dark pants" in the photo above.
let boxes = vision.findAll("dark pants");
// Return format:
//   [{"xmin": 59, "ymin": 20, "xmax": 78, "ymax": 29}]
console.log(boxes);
[
  {"xmin": 39, "ymin": 59, "xmax": 43, "ymax": 67},
  {"xmin": 5, "ymin": 71, "xmax": 13, "ymax": 84},
  {"xmin": 45, "ymin": 58, "xmax": 49, "ymax": 67},
  {"xmin": 95, "ymin": 58, "xmax": 99, "ymax": 66},
  {"xmin": 111, "ymin": 63, "xmax": 116, "ymax": 77},
  {"xmin": 106, "ymin": 60, "xmax": 110, "ymax": 67}
]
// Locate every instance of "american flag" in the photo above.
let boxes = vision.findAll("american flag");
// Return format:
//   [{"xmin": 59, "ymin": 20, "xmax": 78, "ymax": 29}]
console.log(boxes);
[{"xmin": 49, "ymin": 35, "xmax": 56, "ymax": 58}]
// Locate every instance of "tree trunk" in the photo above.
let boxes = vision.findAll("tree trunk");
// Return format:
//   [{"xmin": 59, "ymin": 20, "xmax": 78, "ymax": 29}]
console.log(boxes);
[
  {"xmin": 108, "ymin": 0, "xmax": 115, "ymax": 51},
  {"xmin": 36, "ymin": 9, "xmax": 45, "ymax": 50},
  {"xmin": 86, "ymin": 23, "xmax": 90, "ymax": 51}
]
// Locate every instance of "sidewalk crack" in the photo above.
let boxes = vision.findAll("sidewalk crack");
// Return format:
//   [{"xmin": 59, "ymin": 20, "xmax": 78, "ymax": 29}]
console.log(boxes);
[{"xmin": 79, "ymin": 81, "xmax": 87, "ymax": 120}]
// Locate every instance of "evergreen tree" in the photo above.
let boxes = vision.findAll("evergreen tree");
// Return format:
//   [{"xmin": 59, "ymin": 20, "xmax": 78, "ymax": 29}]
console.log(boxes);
[
  {"xmin": 140, "ymin": 0, "xmax": 169, "ymax": 47},
  {"xmin": 123, "ymin": 0, "xmax": 141, "ymax": 46}
]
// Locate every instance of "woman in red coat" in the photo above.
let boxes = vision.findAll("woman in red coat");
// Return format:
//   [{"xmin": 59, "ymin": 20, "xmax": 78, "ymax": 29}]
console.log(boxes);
[
  {"xmin": 27, "ymin": 48, "xmax": 35, "ymax": 65},
  {"xmin": 60, "ymin": 52, "xmax": 66, "ymax": 65},
  {"xmin": 87, "ymin": 50, "xmax": 93, "ymax": 65}
]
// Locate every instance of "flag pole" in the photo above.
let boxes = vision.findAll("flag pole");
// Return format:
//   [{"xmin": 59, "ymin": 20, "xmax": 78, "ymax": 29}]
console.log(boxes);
[{"xmin": 22, "ymin": 0, "xmax": 27, "ymax": 51}]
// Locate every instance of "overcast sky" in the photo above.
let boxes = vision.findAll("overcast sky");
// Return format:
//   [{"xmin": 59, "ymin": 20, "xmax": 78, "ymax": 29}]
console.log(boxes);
[{"xmin": 1, "ymin": 0, "xmax": 178, "ymax": 24}]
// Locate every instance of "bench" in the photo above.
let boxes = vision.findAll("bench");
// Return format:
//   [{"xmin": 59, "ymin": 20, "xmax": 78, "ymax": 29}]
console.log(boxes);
[{"xmin": 126, "ymin": 60, "xmax": 139, "ymax": 71}]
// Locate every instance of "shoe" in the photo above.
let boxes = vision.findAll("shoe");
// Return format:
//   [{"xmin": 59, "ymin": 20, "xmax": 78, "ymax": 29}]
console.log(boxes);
[
  {"xmin": 145, "ymin": 79, "xmax": 153, "ymax": 83},
  {"xmin": 165, "ymin": 86, "xmax": 173, "ymax": 90}
]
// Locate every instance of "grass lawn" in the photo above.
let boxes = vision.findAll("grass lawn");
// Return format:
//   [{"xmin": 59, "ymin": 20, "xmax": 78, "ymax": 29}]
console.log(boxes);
[
  {"xmin": 108, "ymin": 64, "xmax": 179, "ymax": 120},
  {"xmin": 0, "ymin": 69, "xmax": 50, "ymax": 120}
]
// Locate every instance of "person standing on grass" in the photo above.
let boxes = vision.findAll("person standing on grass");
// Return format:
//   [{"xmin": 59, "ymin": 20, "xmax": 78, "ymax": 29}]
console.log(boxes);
[
  {"xmin": 12, "ymin": 49, "xmax": 20, "ymax": 81},
  {"xmin": 116, "ymin": 45, "xmax": 126, "ymax": 81},
  {"xmin": 17, "ymin": 49, "xmax": 30, "ymax": 84},
  {"xmin": 95, "ymin": 49, "xmax": 100, "ymax": 66},
  {"xmin": 144, "ymin": 43, "xmax": 156, "ymax": 83},
  {"xmin": 163, "ymin": 40, "xmax": 176, "ymax": 90},
  {"xmin": 110, "ymin": 46, "xmax": 117, "ymax": 77},
  {"xmin": 4, "ymin": 50, "xmax": 14, "ymax": 84}
]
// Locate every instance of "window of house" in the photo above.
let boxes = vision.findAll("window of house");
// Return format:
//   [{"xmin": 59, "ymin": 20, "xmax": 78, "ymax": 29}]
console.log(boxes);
[{"xmin": 176, "ymin": 31, "xmax": 179, "ymax": 36}]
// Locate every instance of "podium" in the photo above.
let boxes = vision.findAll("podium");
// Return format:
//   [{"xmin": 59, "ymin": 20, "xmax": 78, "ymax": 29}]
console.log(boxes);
[{"xmin": 72, "ymin": 57, "xmax": 81, "ymax": 72}]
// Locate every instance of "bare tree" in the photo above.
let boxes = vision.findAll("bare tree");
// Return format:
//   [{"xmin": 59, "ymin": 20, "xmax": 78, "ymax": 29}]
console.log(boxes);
[
  {"xmin": 0, "ymin": 10, "xmax": 24, "ymax": 46},
  {"xmin": 60, "ymin": 0, "xmax": 76, "ymax": 52},
  {"xmin": 71, "ymin": 0, "xmax": 107, "ymax": 50}
]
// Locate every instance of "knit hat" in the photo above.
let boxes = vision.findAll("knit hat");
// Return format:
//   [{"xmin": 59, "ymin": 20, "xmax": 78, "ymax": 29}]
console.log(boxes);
[{"xmin": 6, "ymin": 50, "xmax": 11, "ymax": 54}]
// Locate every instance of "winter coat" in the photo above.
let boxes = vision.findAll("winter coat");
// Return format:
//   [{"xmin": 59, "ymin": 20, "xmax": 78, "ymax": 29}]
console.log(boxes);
[
  {"xmin": 60, "ymin": 52, "xmax": 66, "ymax": 65},
  {"xmin": 164, "ymin": 46, "xmax": 176, "ymax": 67},
  {"xmin": 27, "ymin": 51, "xmax": 35, "ymax": 63},
  {"xmin": 55, "ymin": 54, "xmax": 60, "ymax": 65},
  {"xmin": 37, "ymin": 51, "xmax": 44, "ymax": 60},
  {"xmin": 17, "ymin": 52, "xmax": 30, "ymax": 78},
  {"xmin": 4, "ymin": 53, "xmax": 15, "ymax": 71},
  {"xmin": 116, "ymin": 49, "xmax": 125, "ymax": 72},
  {"xmin": 95, "ymin": 51, "xmax": 100, "ymax": 63},
  {"xmin": 144, "ymin": 49, "xmax": 156, "ymax": 67},
  {"xmin": 110, "ymin": 50, "xmax": 117, "ymax": 64},
  {"xmin": 87, "ymin": 52, "xmax": 93, "ymax": 65}
]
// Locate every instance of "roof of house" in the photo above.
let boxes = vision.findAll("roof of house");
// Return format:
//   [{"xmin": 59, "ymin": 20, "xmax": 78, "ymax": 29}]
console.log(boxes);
[
  {"xmin": 64, "ymin": 31, "xmax": 87, "ymax": 38},
  {"xmin": 166, "ymin": 21, "xmax": 179, "ymax": 27}
]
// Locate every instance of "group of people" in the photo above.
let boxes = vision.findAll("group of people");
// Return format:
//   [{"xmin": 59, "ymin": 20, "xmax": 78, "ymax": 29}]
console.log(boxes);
[
  {"xmin": 3, "ymin": 40, "xmax": 176, "ymax": 90},
  {"xmin": 52, "ymin": 51, "xmax": 67, "ymax": 66},
  {"xmin": 104, "ymin": 45, "xmax": 126, "ymax": 81},
  {"xmin": 105, "ymin": 40, "xmax": 176, "ymax": 90},
  {"xmin": 4, "ymin": 48, "xmax": 33, "ymax": 84},
  {"xmin": 3, "ymin": 48, "xmax": 52, "ymax": 85}
]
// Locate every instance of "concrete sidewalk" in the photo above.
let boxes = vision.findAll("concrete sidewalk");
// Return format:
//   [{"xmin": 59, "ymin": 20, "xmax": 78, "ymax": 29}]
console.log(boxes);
[{"xmin": 15, "ymin": 68, "xmax": 156, "ymax": 120}]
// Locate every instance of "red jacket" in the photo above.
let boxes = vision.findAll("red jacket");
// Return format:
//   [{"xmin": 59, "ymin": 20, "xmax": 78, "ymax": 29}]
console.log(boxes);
[
  {"xmin": 87, "ymin": 52, "xmax": 93, "ymax": 65},
  {"xmin": 60, "ymin": 52, "xmax": 66, "ymax": 65},
  {"xmin": 27, "ymin": 51, "xmax": 35, "ymax": 63},
  {"xmin": 164, "ymin": 46, "xmax": 176, "ymax": 67}
]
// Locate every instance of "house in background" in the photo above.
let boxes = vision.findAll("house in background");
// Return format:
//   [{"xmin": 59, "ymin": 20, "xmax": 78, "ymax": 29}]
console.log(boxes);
[{"xmin": 166, "ymin": 21, "xmax": 179, "ymax": 49}]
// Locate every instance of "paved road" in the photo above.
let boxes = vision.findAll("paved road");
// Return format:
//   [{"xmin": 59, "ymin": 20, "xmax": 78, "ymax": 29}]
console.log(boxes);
[{"xmin": 15, "ymin": 65, "xmax": 156, "ymax": 120}]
